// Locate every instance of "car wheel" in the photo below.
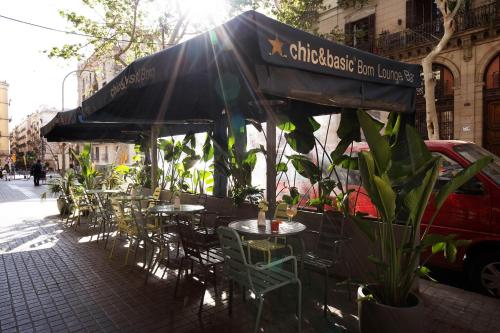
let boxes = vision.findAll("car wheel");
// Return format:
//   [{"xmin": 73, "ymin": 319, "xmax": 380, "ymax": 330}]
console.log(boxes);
[{"xmin": 469, "ymin": 251, "xmax": 500, "ymax": 298}]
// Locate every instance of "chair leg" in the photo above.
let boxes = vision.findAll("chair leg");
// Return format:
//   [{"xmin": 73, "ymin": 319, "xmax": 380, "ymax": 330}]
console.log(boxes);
[
  {"xmin": 212, "ymin": 266, "xmax": 218, "ymax": 296},
  {"xmin": 297, "ymin": 280, "xmax": 302, "ymax": 333},
  {"xmin": 198, "ymin": 281, "xmax": 206, "ymax": 317},
  {"xmin": 323, "ymin": 269, "xmax": 329, "ymax": 318},
  {"xmin": 125, "ymin": 239, "xmax": 133, "ymax": 265},
  {"xmin": 228, "ymin": 279, "xmax": 233, "ymax": 316},
  {"xmin": 254, "ymin": 296, "xmax": 264, "ymax": 333},
  {"xmin": 174, "ymin": 257, "xmax": 185, "ymax": 298},
  {"xmin": 109, "ymin": 234, "xmax": 118, "ymax": 259},
  {"xmin": 145, "ymin": 244, "xmax": 156, "ymax": 284}
]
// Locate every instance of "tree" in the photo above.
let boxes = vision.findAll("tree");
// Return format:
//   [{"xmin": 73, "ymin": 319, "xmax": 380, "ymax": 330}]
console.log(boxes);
[
  {"xmin": 228, "ymin": 0, "xmax": 325, "ymax": 31},
  {"xmin": 47, "ymin": 0, "xmax": 189, "ymax": 68},
  {"xmin": 422, "ymin": 0, "xmax": 463, "ymax": 139}
]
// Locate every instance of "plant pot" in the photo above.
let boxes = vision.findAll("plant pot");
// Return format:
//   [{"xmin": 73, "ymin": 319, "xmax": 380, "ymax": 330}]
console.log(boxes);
[
  {"xmin": 57, "ymin": 197, "xmax": 71, "ymax": 216},
  {"xmin": 357, "ymin": 286, "xmax": 424, "ymax": 333}
]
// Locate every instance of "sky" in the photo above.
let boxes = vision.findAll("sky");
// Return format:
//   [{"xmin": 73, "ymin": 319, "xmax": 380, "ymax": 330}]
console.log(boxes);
[
  {"xmin": 0, "ymin": 0, "xmax": 87, "ymax": 127},
  {"xmin": 0, "ymin": 0, "xmax": 231, "ymax": 128}
]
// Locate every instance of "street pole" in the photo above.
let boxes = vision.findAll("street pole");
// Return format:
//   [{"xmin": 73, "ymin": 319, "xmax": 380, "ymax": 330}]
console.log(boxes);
[{"xmin": 61, "ymin": 69, "xmax": 95, "ymax": 172}]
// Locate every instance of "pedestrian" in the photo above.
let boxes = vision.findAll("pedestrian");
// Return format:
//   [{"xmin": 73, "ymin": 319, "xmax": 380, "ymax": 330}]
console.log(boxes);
[
  {"xmin": 2, "ymin": 168, "xmax": 6, "ymax": 181},
  {"xmin": 32, "ymin": 160, "xmax": 43, "ymax": 186}
]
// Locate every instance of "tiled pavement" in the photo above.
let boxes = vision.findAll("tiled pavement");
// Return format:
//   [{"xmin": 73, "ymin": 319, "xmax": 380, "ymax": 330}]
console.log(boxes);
[
  {"xmin": 0, "ymin": 180, "xmax": 499, "ymax": 332},
  {"xmin": 0, "ymin": 180, "xmax": 355, "ymax": 333}
]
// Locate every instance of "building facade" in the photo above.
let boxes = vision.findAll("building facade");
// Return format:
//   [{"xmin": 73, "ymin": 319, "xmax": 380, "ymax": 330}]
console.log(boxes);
[
  {"xmin": 317, "ymin": 0, "xmax": 500, "ymax": 156},
  {"xmin": 10, "ymin": 108, "xmax": 61, "ymax": 170},
  {"xmin": 0, "ymin": 81, "xmax": 10, "ymax": 163},
  {"xmin": 75, "ymin": 58, "xmax": 135, "ymax": 167}
]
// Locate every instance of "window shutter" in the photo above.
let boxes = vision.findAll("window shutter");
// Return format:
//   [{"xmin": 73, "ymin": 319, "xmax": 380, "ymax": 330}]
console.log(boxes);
[
  {"xmin": 344, "ymin": 22, "xmax": 353, "ymax": 46},
  {"xmin": 406, "ymin": 0, "xmax": 414, "ymax": 28},
  {"xmin": 367, "ymin": 14, "xmax": 375, "ymax": 52}
]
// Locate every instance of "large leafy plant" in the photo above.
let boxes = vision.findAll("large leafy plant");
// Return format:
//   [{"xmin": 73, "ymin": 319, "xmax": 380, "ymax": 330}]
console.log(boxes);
[
  {"xmin": 70, "ymin": 144, "xmax": 101, "ymax": 190},
  {"xmin": 351, "ymin": 110, "xmax": 491, "ymax": 307}
]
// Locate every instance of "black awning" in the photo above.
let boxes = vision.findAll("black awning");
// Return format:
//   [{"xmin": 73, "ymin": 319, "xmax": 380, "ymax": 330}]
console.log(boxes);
[
  {"xmin": 79, "ymin": 10, "xmax": 420, "ymax": 126},
  {"xmin": 41, "ymin": 108, "xmax": 212, "ymax": 142}
]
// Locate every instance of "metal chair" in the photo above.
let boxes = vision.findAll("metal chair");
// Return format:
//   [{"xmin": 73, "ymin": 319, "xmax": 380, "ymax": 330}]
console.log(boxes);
[
  {"xmin": 217, "ymin": 226, "xmax": 302, "ymax": 333},
  {"xmin": 109, "ymin": 198, "xmax": 139, "ymax": 265},
  {"xmin": 174, "ymin": 216, "xmax": 224, "ymax": 316},
  {"xmin": 298, "ymin": 211, "xmax": 352, "ymax": 317}
]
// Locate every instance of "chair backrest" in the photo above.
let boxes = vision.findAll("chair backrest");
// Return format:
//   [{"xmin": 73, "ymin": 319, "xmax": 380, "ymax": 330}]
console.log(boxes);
[
  {"xmin": 197, "ymin": 193, "xmax": 208, "ymax": 206},
  {"xmin": 176, "ymin": 215, "xmax": 210, "ymax": 263},
  {"xmin": 152, "ymin": 187, "xmax": 162, "ymax": 200},
  {"xmin": 274, "ymin": 202, "xmax": 288, "ymax": 219},
  {"xmin": 317, "ymin": 211, "xmax": 346, "ymax": 258},
  {"xmin": 110, "ymin": 199, "xmax": 130, "ymax": 229},
  {"xmin": 125, "ymin": 183, "xmax": 134, "ymax": 195},
  {"xmin": 217, "ymin": 227, "xmax": 250, "ymax": 285}
]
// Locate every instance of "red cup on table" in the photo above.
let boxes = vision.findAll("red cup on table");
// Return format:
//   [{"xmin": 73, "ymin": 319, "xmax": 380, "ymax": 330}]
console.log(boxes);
[{"xmin": 271, "ymin": 219, "xmax": 280, "ymax": 233}]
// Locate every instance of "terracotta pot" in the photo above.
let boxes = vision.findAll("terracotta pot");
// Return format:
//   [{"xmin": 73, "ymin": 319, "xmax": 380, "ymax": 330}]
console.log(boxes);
[
  {"xmin": 57, "ymin": 197, "xmax": 71, "ymax": 216},
  {"xmin": 358, "ymin": 286, "xmax": 424, "ymax": 333}
]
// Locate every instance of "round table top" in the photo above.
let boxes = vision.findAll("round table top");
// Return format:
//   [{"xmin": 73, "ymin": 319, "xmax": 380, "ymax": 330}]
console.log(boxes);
[
  {"xmin": 148, "ymin": 204, "xmax": 205, "ymax": 214},
  {"xmin": 113, "ymin": 195, "xmax": 153, "ymax": 201},
  {"xmin": 87, "ymin": 189, "xmax": 122, "ymax": 194},
  {"xmin": 229, "ymin": 219, "xmax": 306, "ymax": 237}
]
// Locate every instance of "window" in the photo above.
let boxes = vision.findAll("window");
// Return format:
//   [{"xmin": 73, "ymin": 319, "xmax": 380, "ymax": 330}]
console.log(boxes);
[
  {"xmin": 95, "ymin": 146, "xmax": 100, "ymax": 161},
  {"xmin": 345, "ymin": 14, "xmax": 375, "ymax": 52},
  {"xmin": 104, "ymin": 146, "xmax": 108, "ymax": 163}
]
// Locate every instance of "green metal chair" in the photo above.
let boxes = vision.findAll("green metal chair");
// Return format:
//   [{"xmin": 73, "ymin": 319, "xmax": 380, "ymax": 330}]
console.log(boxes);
[{"xmin": 217, "ymin": 226, "xmax": 302, "ymax": 333}]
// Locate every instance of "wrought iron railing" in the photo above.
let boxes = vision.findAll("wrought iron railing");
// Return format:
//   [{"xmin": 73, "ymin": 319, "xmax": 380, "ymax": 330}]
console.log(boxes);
[{"xmin": 375, "ymin": 1, "xmax": 497, "ymax": 54}]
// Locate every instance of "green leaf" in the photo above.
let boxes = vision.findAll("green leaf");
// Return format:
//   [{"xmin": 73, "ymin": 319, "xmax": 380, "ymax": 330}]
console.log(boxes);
[
  {"xmin": 357, "ymin": 110, "xmax": 390, "ymax": 173},
  {"xmin": 114, "ymin": 164, "xmax": 130, "ymax": 174},
  {"xmin": 288, "ymin": 155, "xmax": 321, "ymax": 184},
  {"xmin": 330, "ymin": 138, "xmax": 352, "ymax": 165},
  {"xmin": 373, "ymin": 175, "xmax": 396, "ymax": 222},
  {"xmin": 183, "ymin": 133, "xmax": 196, "ymax": 148},
  {"xmin": 277, "ymin": 121, "xmax": 296, "ymax": 132},
  {"xmin": 182, "ymin": 155, "xmax": 200, "ymax": 170},
  {"xmin": 202, "ymin": 134, "xmax": 214, "ymax": 162},
  {"xmin": 406, "ymin": 125, "xmax": 432, "ymax": 172},
  {"xmin": 285, "ymin": 131, "xmax": 315, "ymax": 154},
  {"xmin": 308, "ymin": 117, "xmax": 321, "ymax": 132},
  {"xmin": 337, "ymin": 109, "xmax": 360, "ymax": 141},
  {"xmin": 434, "ymin": 156, "xmax": 492, "ymax": 211},
  {"xmin": 276, "ymin": 162, "xmax": 288, "ymax": 172}
]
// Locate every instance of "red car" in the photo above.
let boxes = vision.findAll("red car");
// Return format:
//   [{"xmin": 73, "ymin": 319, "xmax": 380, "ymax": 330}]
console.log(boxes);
[{"xmin": 351, "ymin": 140, "xmax": 500, "ymax": 297}]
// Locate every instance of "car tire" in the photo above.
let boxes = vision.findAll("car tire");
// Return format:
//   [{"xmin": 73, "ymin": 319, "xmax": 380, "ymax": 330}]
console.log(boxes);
[{"xmin": 467, "ymin": 251, "xmax": 500, "ymax": 298}]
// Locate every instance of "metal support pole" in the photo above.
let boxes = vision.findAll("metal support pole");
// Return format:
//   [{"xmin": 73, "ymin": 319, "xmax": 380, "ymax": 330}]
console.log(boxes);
[
  {"xmin": 266, "ymin": 117, "xmax": 277, "ymax": 217},
  {"xmin": 151, "ymin": 126, "xmax": 159, "ymax": 189},
  {"xmin": 213, "ymin": 115, "xmax": 228, "ymax": 197}
]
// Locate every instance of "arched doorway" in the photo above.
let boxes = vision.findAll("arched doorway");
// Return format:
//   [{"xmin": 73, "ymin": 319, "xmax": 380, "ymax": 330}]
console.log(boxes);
[
  {"xmin": 483, "ymin": 54, "xmax": 500, "ymax": 156},
  {"xmin": 415, "ymin": 64, "xmax": 454, "ymax": 139}
]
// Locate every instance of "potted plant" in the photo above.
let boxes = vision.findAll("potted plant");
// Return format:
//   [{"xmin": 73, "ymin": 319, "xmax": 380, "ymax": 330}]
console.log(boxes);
[
  {"xmin": 350, "ymin": 110, "xmax": 491, "ymax": 333},
  {"xmin": 41, "ymin": 171, "xmax": 76, "ymax": 215}
]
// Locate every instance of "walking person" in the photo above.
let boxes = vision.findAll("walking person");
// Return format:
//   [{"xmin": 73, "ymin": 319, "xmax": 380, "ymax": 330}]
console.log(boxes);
[{"xmin": 32, "ymin": 160, "xmax": 43, "ymax": 186}]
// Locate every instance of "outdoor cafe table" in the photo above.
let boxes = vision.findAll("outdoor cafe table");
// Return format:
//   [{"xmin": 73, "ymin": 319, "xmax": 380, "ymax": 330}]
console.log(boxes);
[
  {"xmin": 229, "ymin": 219, "xmax": 306, "ymax": 265},
  {"xmin": 147, "ymin": 204, "xmax": 205, "ymax": 228},
  {"xmin": 228, "ymin": 219, "xmax": 306, "ymax": 237},
  {"xmin": 148, "ymin": 204, "xmax": 205, "ymax": 215}
]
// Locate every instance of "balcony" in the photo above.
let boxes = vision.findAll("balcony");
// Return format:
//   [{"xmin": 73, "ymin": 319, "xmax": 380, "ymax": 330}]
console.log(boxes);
[{"xmin": 374, "ymin": 1, "xmax": 497, "ymax": 56}]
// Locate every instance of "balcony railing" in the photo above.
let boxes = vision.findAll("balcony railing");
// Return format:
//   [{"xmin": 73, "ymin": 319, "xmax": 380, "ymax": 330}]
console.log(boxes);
[{"xmin": 375, "ymin": 1, "xmax": 497, "ymax": 54}]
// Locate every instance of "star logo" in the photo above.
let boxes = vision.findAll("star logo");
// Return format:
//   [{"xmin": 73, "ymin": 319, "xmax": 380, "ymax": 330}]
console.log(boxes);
[{"xmin": 268, "ymin": 35, "xmax": 286, "ymax": 57}]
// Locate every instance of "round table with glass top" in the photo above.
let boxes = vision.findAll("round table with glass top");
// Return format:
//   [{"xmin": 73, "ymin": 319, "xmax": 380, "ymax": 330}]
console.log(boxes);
[
  {"xmin": 228, "ymin": 219, "xmax": 306, "ymax": 237},
  {"xmin": 147, "ymin": 204, "xmax": 205, "ymax": 215}
]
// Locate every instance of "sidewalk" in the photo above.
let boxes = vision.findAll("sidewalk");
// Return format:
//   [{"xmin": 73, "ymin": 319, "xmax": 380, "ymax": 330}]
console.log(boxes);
[{"xmin": 0, "ymin": 179, "xmax": 498, "ymax": 332}]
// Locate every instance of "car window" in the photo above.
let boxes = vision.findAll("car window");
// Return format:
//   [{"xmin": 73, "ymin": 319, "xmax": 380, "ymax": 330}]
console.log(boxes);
[
  {"xmin": 432, "ymin": 152, "xmax": 463, "ymax": 179},
  {"xmin": 433, "ymin": 151, "xmax": 485, "ymax": 194},
  {"xmin": 453, "ymin": 143, "xmax": 500, "ymax": 186}
]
